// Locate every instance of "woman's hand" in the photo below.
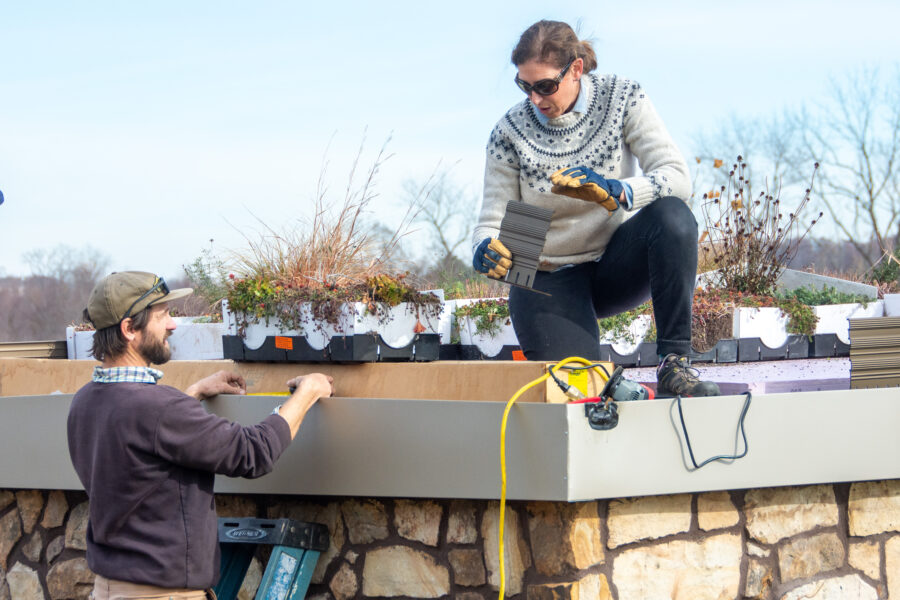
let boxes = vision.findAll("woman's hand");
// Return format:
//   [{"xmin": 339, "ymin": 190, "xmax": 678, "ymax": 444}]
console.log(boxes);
[
  {"xmin": 550, "ymin": 166, "xmax": 626, "ymax": 214},
  {"xmin": 473, "ymin": 237, "xmax": 513, "ymax": 280}
]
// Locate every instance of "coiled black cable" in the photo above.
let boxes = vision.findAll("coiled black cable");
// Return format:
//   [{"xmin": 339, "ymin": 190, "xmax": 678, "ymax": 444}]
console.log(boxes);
[{"xmin": 675, "ymin": 391, "xmax": 752, "ymax": 470}]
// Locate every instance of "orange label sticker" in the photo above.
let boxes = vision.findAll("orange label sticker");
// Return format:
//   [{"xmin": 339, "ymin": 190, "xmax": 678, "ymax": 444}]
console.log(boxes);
[
  {"xmin": 274, "ymin": 336, "xmax": 294, "ymax": 351},
  {"xmin": 512, "ymin": 350, "xmax": 526, "ymax": 361}
]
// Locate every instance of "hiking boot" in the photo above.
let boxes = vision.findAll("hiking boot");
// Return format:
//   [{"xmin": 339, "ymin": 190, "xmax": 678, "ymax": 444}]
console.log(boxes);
[{"xmin": 656, "ymin": 354, "xmax": 720, "ymax": 397}]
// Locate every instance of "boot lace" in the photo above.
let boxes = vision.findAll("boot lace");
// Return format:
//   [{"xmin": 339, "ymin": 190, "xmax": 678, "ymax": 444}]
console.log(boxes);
[{"xmin": 658, "ymin": 355, "xmax": 702, "ymax": 393}]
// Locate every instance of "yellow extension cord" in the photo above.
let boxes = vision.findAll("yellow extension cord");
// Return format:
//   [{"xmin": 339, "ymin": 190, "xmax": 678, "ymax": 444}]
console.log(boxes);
[{"xmin": 497, "ymin": 357, "xmax": 609, "ymax": 599}]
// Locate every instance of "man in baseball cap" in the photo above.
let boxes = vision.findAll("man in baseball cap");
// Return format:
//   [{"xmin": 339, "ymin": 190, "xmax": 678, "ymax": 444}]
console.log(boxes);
[
  {"xmin": 86, "ymin": 271, "xmax": 193, "ymax": 328},
  {"xmin": 69, "ymin": 271, "xmax": 334, "ymax": 599},
  {"xmin": 83, "ymin": 271, "xmax": 194, "ymax": 363}
]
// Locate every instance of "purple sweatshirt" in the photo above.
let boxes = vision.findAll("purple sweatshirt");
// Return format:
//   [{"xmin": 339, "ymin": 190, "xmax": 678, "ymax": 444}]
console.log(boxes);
[{"xmin": 67, "ymin": 381, "xmax": 292, "ymax": 589}]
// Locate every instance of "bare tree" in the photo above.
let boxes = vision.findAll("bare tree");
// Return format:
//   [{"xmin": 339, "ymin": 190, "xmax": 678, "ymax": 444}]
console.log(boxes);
[
  {"xmin": 405, "ymin": 173, "xmax": 477, "ymax": 275},
  {"xmin": 23, "ymin": 245, "xmax": 110, "ymax": 284},
  {"xmin": 788, "ymin": 237, "xmax": 873, "ymax": 275},
  {"xmin": 0, "ymin": 245, "xmax": 111, "ymax": 341},
  {"xmin": 692, "ymin": 66, "xmax": 900, "ymax": 275},
  {"xmin": 692, "ymin": 110, "xmax": 802, "ymax": 207},
  {"xmin": 790, "ymin": 67, "xmax": 900, "ymax": 267}
]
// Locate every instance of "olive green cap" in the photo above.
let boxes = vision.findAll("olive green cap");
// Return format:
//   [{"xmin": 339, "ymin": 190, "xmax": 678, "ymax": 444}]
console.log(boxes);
[{"xmin": 86, "ymin": 271, "xmax": 193, "ymax": 330}]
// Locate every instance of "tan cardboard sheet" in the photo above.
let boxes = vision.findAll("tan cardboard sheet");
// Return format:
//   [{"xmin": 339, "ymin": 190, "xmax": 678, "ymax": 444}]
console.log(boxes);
[{"xmin": 0, "ymin": 358, "xmax": 598, "ymax": 403}]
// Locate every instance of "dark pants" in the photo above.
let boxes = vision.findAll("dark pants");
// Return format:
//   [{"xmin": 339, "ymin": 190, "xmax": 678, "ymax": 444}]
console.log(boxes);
[{"xmin": 509, "ymin": 196, "xmax": 698, "ymax": 361}]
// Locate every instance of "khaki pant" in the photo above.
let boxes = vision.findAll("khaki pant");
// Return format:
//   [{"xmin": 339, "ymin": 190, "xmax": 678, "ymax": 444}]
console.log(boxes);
[{"xmin": 91, "ymin": 575, "xmax": 215, "ymax": 600}]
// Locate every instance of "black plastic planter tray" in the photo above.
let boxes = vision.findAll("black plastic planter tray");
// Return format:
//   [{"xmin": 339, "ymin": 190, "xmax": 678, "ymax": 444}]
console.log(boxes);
[
  {"xmin": 454, "ymin": 344, "xmax": 525, "ymax": 361},
  {"xmin": 691, "ymin": 339, "xmax": 739, "ymax": 364},
  {"xmin": 808, "ymin": 333, "xmax": 851, "ymax": 358},
  {"xmin": 429, "ymin": 332, "xmax": 849, "ymax": 364},
  {"xmin": 594, "ymin": 342, "xmax": 659, "ymax": 367},
  {"xmin": 737, "ymin": 335, "xmax": 810, "ymax": 362},
  {"xmin": 222, "ymin": 334, "xmax": 440, "ymax": 363},
  {"xmin": 439, "ymin": 344, "xmax": 462, "ymax": 360}
]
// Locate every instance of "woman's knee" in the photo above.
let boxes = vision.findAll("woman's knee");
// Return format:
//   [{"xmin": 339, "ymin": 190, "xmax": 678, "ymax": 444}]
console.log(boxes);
[{"xmin": 646, "ymin": 196, "xmax": 697, "ymax": 241}]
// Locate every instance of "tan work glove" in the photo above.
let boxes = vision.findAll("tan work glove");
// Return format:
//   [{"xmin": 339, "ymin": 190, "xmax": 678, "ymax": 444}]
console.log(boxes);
[
  {"xmin": 550, "ymin": 166, "xmax": 625, "ymax": 214},
  {"xmin": 473, "ymin": 237, "xmax": 513, "ymax": 280}
]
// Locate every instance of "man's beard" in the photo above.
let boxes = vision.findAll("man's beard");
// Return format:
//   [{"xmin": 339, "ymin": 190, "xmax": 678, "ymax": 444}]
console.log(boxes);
[{"xmin": 138, "ymin": 331, "xmax": 172, "ymax": 365}]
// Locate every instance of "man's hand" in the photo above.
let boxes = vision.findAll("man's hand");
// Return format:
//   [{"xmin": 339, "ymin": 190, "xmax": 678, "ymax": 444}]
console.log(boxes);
[
  {"xmin": 285, "ymin": 374, "xmax": 334, "ymax": 404},
  {"xmin": 185, "ymin": 371, "xmax": 247, "ymax": 400},
  {"xmin": 473, "ymin": 237, "xmax": 513, "ymax": 280},
  {"xmin": 550, "ymin": 166, "xmax": 625, "ymax": 214},
  {"xmin": 279, "ymin": 373, "xmax": 335, "ymax": 438}
]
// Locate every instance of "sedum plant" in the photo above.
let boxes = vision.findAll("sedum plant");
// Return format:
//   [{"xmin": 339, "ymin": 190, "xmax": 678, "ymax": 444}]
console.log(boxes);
[{"xmin": 453, "ymin": 298, "xmax": 511, "ymax": 337}]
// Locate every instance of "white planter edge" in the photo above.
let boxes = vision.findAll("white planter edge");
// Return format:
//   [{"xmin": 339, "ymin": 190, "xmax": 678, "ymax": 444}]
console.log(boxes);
[{"xmin": 232, "ymin": 300, "xmax": 445, "ymax": 351}]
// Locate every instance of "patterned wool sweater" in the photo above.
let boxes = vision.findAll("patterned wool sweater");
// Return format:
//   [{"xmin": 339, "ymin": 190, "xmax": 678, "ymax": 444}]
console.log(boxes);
[{"xmin": 473, "ymin": 72, "xmax": 691, "ymax": 270}]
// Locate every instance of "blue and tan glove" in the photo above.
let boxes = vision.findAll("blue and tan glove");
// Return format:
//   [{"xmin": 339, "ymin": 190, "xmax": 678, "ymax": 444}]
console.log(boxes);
[
  {"xmin": 473, "ymin": 237, "xmax": 512, "ymax": 280},
  {"xmin": 550, "ymin": 166, "xmax": 625, "ymax": 214}
]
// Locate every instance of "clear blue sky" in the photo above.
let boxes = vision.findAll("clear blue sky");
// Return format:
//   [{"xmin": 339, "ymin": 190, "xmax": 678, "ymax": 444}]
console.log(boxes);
[{"xmin": 1, "ymin": 0, "xmax": 898, "ymax": 279}]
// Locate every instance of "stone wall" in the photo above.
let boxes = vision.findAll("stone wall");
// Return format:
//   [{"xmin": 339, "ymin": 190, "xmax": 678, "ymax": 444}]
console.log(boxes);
[{"xmin": 1, "ymin": 481, "xmax": 898, "ymax": 600}]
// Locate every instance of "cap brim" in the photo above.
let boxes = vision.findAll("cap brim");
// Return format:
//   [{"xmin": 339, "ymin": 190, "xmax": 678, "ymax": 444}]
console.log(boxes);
[{"xmin": 149, "ymin": 288, "xmax": 194, "ymax": 306}]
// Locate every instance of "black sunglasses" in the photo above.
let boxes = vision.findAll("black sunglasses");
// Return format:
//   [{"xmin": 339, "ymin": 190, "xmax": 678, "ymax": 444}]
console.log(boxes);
[
  {"xmin": 514, "ymin": 59, "xmax": 575, "ymax": 97},
  {"xmin": 123, "ymin": 277, "xmax": 170, "ymax": 319}
]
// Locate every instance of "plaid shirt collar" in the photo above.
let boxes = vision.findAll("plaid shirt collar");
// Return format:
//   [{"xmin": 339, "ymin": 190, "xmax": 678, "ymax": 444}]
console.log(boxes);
[{"xmin": 92, "ymin": 365, "xmax": 164, "ymax": 384}]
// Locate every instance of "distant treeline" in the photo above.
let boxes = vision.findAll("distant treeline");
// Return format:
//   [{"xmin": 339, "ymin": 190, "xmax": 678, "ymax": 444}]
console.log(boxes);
[
  {"xmin": 0, "ymin": 274, "xmax": 96, "ymax": 342},
  {"xmin": 786, "ymin": 237, "xmax": 881, "ymax": 277}
]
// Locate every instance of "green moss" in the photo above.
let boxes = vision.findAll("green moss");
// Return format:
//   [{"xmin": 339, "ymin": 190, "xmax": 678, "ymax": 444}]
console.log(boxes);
[
  {"xmin": 597, "ymin": 302, "xmax": 653, "ymax": 343},
  {"xmin": 774, "ymin": 297, "xmax": 819, "ymax": 338},
  {"xmin": 454, "ymin": 299, "xmax": 511, "ymax": 337},
  {"xmin": 225, "ymin": 273, "xmax": 441, "ymax": 334},
  {"xmin": 776, "ymin": 284, "xmax": 870, "ymax": 307}
]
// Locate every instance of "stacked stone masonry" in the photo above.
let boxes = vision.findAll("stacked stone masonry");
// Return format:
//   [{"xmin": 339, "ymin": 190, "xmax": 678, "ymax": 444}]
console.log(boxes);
[{"xmin": 0, "ymin": 481, "xmax": 898, "ymax": 599}]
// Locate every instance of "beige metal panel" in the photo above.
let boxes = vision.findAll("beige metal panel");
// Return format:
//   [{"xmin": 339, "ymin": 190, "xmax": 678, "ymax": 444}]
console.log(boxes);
[
  {"xmin": 566, "ymin": 387, "xmax": 900, "ymax": 500},
  {"xmin": 209, "ymin": 396, "xmax": 569, "ymax": 500},
  {"xmin": 0, "ymin": 394, "xmax": 83, "ymax": 489},
  {"xmin": 0, "ymin": 394, "xmax": 570, "ymax": 500},
  {"xmin": 5, "ymin": 388, "xmax": 898, "ymax": 502}
]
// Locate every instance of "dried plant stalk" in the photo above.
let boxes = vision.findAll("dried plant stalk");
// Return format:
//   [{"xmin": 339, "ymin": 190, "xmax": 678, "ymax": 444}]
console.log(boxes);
[
  {"xmin": 230, "ymin": 136, "xmax": 419, "ymax": 290},
  {"xmin": 699, "ymin": 157, "xmax": 822, "ymax": 294},
  {"xmin": 444, "ymin": 277, "xmax": 508, "ymax": 300}
]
